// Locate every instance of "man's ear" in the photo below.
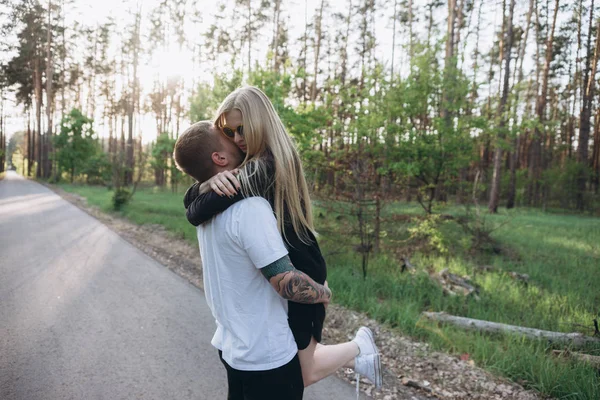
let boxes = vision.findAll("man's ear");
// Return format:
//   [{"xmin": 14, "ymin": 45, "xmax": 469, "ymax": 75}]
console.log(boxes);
[{"xmin": 211, "ymin": 151, "xmax": 228, "ymax": 167}]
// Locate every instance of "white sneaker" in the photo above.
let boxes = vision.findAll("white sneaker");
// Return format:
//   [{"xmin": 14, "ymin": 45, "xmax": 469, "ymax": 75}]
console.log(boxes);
[
  {"xmin": 354, "ymin": 353, "xmax": 382, "ymax": 389},
  {"xmin": 352, "ymin": 326, "xmax": 378, "ymax": 356}
]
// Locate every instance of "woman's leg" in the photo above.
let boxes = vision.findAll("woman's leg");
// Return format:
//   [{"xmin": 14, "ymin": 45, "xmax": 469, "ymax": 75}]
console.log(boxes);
[
  {"xmin": 298, "ymin": 337, "xmax": 359, "ymax": 387},
  {"xmin": 315, "ymin": 343, "xmax": 354, "ymax": 368}
]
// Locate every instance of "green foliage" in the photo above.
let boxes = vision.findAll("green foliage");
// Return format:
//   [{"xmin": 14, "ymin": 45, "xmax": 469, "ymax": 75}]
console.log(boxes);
[
  {"xmin": 385, "ymin": 44, "xmax": 475, "ymax": 212},
  {"xmin": 7, "ymin": 131, "xmax": 26, "ymax": 175},
  {"xmin": 189, "ymin": 71, "xmax": 243, "ymax": 122},
  {"xmin": 53, "ymin": 109, "xmax": 99, "ymax": 183},
  {"xmin": 112, "ymin": 188, "xmax": 131, "ymax": 210},
  {"xmin": 151, "ymin": 133, "xmax": 175, "ymax": 168},
  {"xmin": 408, "ymin": 214, "xmax": 449, "ymax": 254},
  {"xmin": 249, "ymin": 66, "xmax": 329, "ymax": 154},
  {"xmin": 150, "ymin": 133, "xmax": 175, "ymax": 185},
  {"xmin": 541, "ymin": 160, "xmax": 589, "ymax": 210},
  {"xmin": 82, "ymin": 151, "xmax": 112, "ymax": 185}
]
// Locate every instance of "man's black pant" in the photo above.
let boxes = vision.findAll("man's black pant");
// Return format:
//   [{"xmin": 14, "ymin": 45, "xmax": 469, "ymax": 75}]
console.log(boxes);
[{"xmin": 218, "ymin": 351, "xmax": 304, "ymax": 400}]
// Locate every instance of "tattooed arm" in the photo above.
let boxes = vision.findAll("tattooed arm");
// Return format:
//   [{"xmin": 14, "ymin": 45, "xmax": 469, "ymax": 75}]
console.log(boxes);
[{"xmin": 260, "ymin": 255, "xmax": 332, "ymax": 305}]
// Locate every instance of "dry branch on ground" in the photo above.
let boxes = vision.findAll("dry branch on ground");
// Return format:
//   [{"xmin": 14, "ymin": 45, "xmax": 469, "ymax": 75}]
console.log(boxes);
[
  {"xmin": 552, "ymin": 350, "xmax": 600, "ymax": 368},
  {"xmin": 422, "ymin": 312, "xmax": 600, "ymax": 349},
  {"xmin": 429, "ymin": 269, "xmax": 480, "ymax": 300}
]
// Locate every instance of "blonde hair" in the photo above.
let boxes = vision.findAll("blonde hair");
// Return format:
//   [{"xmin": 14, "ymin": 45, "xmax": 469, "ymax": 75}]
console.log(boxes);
[{"xmin": 214, "ymin": 86, "xmax": 316, "ymax": 243}]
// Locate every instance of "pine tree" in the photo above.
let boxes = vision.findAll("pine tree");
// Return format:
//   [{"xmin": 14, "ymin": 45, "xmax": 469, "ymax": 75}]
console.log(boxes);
[{"xmin": 489, "ymin": 0, "xmax": 515, "ymax": 213}]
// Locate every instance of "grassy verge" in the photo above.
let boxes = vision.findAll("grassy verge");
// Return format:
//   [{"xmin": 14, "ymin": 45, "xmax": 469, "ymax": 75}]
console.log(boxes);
[
  {"xmin": 316, "ymin": 202, "xmax": 600, "ymax": 399},
  {"xmin": 57, "ymin": 183, "xmax": 600, "ymax": 399},
  {"xmin": 59, "ymin": 183, "xmax": 199, "ymax": 245}
]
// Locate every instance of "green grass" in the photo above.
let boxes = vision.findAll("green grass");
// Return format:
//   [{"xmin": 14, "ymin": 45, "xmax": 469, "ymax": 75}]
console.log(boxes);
[
  {"xmin": 57, "ymin": 183, "xmax": 600, "ymax": 399},
  {"xmin": 316, "ymin": 204, "xmax": 600, "ymax": 399},
  {"xmin": 59, "ymin": 184, "xmax": 199, "ymax": 245}
]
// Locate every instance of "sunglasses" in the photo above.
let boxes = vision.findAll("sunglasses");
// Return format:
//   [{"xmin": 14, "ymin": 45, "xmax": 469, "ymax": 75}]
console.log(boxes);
[{"xmin": 221, "ymin": 124, "xmax": 244, "ymax": 139}]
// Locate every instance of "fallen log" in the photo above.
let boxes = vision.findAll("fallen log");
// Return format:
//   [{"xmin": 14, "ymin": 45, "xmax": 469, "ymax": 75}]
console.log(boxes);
[
  {"xmin": 440, "ymin": 269, "xmax": 479, "ymax": 294},
  {"xmin": 430, "ymin": 269, "xmax": 481, "ymax": 300},
  {"xmin": 421, "ymin": 312, "xmax": 600, "ymax": 349},
  {"xmin": 552, "ymin": 350, "xmax": 600, "ymax": 368}
]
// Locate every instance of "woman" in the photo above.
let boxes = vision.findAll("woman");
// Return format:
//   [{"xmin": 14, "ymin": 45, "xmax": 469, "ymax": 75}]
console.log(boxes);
[{"xmin": 183, "ymin": 86, "xmax": 382, "ymax": 389}]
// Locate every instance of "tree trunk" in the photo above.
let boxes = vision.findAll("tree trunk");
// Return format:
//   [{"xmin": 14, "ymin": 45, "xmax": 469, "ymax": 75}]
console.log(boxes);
[
  {"xmin": 271, "ymin": 0, "xmax": 282, "ymax": 72},
  {"xmin": 441, "ymin": 0, "xmax": 457, "ymax": 126},
  {"xmin": 340, "ymin": 0, "xmax": 352, "ymax": 86},
  {"xmin": 592, "ymin": 109, "xmax": 600, "ymax": 193},
  {"xmin": 374, "ymin": 196, "xmax": 381, "ymax": 254},
  {"xmin": 34, "ymin": 55, "xmax": 43, "ymax": 178},
  {"xmin": 60, "ymin": 0, "xmax": 66, "ymax": 116},
  {"xmin": 247, "ymin": 0, "xmax": 252, "ymax": 75},
  {"xmin": 27, "ymin": 110, "xmax": 32, "ymax": 177},
  {"xmin": 576, "ymin": 9, "xmax": 599, "ymax": 210},
  {"xmin": 108, "ymin": 111, "xmax": 114, "ymax": 154},
  {"xmin": 506, "ymin": 136, "xmax": 519, "ymax": 208},
  {"xmin": 358, "ymin": 1, "xmax": 373, "ymax": 89},
  {"xmin": 565, "ymin": 0, "xmax": 585, "ymax": 164},
  {"xmin": 86, "ymin": 30, "xmax": 98, "ymax": 118},
  {"xmin": 454, "ymin": 0, "xmax": 466, "ymax": 57},
  {"xmin": 391, "ymin": 0, "xmax": 398, "ymax": 79},
  {"xmin": 527, "ymin": 0, "xmax": 559, "ymax": 206},
  {"xmin": 126, "ymin": 10, "xmax": 141, "ymax": 186},
  {"xmin": 0, "ymin": 90, "xmax": 4, "ymax": 173},
  {"xmin": 506, "ymin": 0, "xmax": 534, "ymax": 209},
  {"xmin": 45, "ymin": 0, "xmax": 53, "ymax": 179},
  {"xmin": 489, "ymin": 0, "xmax": 515, "ymax": 213},
  {"xmin": 426, "ymin": 2, "xmax": 435, "ymax": 49},
  {"xmin": 310, "ymin": 0, "xmax": 325, "ymax": 103},
  {"xmin": 469, "ymin": 0, "xmax": 483, "ymax": 110},
  {"xmin": 408, "ymin": 0, "xmax": 414, "ymax": 58}
]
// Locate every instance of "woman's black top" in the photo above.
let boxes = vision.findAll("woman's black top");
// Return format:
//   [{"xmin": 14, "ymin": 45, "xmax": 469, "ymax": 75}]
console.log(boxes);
[{"xmin": 183, "ymin": 158, "xmax": 327, "ymax": 349}]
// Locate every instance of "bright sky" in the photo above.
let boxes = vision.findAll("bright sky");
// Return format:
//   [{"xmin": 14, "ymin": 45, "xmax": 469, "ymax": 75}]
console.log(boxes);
[{"xmin": 1, "ymin": 0, "xmax": 547, "ymax": 144}]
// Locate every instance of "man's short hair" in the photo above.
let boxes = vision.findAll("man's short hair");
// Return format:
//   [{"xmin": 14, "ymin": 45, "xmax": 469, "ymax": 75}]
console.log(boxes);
[{"xmin": 174, "ymin": 121, "xmax": 220, "ymax": 183}]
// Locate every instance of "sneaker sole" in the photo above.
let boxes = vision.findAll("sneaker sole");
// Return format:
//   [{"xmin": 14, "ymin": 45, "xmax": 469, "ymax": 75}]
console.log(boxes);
[
  {"xmin": 373, "ymin": 353, "xmax": 382, "ymax": 389},
  {"xmin": 359, "ymin": 327, "xmax": 378, "ymax": 355}
]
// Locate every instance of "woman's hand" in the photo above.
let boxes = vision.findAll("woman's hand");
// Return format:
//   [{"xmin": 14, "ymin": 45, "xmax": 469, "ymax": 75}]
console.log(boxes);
[
  {"xmin": 201, "ymin": 169, "xmax": 241, "ymax": 197},
  {"xmin": 323, "ymin": 280, "xmax": 331, "ymax": 309}
]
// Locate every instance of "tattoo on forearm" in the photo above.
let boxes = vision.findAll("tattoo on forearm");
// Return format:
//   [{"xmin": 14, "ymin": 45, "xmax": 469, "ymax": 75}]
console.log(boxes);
[
  {"xmin": 275, "ymin": 270, "xmax": 331, "ymax": 304},
  {"xmin": 261, "ymin": 256, "xmax": 294, "ymax": 280},
  {"xmin": 262, "ymin": 256, "xmax": 331, "ymax": 304}
]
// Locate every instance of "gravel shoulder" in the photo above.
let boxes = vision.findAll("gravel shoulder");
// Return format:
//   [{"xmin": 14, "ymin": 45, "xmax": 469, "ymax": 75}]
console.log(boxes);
[{"xmin": 46, "ymin": 183, "xmax": 544, "ymax": 400}]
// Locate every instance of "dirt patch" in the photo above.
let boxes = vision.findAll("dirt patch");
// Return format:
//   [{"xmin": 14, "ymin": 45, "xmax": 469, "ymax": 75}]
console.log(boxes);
[{"xmin": 47, "ymin": 183, "xmax": 544, "ymax": 400}]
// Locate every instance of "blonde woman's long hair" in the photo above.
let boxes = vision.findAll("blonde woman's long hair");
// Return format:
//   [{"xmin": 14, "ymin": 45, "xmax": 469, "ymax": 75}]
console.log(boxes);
[{"xmin": 214, "ymin": 86, "xmax": 316, "ymax": 243}]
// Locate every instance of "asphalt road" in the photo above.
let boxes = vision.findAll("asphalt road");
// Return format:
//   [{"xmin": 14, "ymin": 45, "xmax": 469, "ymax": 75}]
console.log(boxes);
[{"xmin": 0, "ymin": 172, "xmax": 367, "ymax": 400}]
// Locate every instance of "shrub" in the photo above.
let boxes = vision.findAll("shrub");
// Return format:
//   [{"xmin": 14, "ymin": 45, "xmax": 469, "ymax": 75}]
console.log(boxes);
[{"xmin": 112, "ymin": 188, "xmax": 131, "ymax": 210}]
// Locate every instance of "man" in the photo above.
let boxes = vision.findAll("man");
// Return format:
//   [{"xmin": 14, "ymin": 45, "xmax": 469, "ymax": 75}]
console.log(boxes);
[{"xmin": 173, "ymin": 121, "xmax": 332, "ymax": 400}]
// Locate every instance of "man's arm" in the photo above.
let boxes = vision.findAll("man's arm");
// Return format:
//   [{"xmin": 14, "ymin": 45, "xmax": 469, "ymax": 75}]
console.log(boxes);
[{"xmin": 260, "ymin": 255, "xmax": 331, "ymax": 305}]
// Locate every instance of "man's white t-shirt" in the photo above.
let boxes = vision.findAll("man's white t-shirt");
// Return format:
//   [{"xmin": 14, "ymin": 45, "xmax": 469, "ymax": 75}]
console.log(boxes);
[{"xmin": 196, "ymin": 197, "xmax": 297, "ymax": 371}]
